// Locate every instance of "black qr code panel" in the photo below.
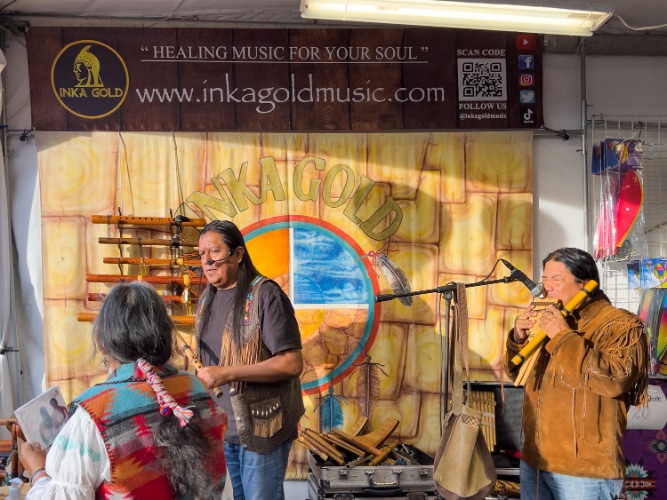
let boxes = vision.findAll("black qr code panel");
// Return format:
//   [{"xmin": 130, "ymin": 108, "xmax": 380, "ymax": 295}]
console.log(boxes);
[{"xmin": 458, "ymin": 58, "xmax": 507, "ymax": 101}]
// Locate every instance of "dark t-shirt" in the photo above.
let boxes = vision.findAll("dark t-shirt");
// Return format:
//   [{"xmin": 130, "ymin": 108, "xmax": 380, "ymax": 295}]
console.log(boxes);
[{"xmin": 199, "ymin": 280, "xmax": 302, "ymax": 444}]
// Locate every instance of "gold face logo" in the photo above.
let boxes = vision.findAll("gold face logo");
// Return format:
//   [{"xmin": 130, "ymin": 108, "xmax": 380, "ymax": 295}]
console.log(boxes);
[{"xmin": 51, "ymin": 40, "xmax": 129, "ymax": 119}]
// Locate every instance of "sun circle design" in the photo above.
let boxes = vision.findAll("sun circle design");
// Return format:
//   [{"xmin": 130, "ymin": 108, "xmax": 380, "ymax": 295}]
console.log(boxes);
[{"xmin": 244, "ymin": 215, "xmax": 381, "ymax": 395}]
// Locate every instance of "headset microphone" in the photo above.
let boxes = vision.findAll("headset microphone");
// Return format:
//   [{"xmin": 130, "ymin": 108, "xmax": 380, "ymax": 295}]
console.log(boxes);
[{"xmin": 204, "ymin": 249, "xmax": 234, "ymax": 266}]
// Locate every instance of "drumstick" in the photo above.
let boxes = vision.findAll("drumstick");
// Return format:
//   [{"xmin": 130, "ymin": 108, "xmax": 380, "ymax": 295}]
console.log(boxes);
[{"xmin": 175, "ymin": 332, "xmax": 223, "ymax": 398}]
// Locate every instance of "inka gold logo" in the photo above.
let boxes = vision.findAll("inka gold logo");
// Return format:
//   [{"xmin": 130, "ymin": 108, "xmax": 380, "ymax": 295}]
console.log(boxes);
[{"xmin": 51, "ymin": 40, "xmax": 129, "ymax": 119}]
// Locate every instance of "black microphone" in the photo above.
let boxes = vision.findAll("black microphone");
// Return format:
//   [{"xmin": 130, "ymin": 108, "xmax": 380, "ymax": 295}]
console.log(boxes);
[{"xmin": 501, "ymin": 259, "xmax": 546, "ymax": 298}]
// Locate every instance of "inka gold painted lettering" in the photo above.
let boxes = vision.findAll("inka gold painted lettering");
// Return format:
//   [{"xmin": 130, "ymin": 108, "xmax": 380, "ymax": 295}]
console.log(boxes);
[
  {"xmin": 293, "ymin": 155, "xmax": 325, "ymax": 202},
  {"xmin": 188, "ymin": 155, "xmax": 403, "ymax": 240},
  {"xmin": 322, "ymin": 164, "xmax": 355, "ymax": 209}
]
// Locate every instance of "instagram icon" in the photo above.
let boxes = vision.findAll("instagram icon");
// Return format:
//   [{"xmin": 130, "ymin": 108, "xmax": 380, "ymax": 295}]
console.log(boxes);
[{"xmin": 519, "ymin": 74, "xmax": 534, "ymax": 86}]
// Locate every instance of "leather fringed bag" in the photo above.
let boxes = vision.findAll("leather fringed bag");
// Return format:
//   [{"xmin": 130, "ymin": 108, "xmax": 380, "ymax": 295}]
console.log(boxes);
[{"xmin": 433, "ymin": 283, "xmax": 496, "ymax": 500}]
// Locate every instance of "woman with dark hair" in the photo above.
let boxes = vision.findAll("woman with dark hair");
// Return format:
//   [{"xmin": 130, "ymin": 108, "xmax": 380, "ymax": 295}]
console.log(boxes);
[
  {"xmin": 505, "ymin": 247, "xmax": 649, "ymax": 500},
  {"xmin": 20, "ymin": 281, "xmax": 227, "ymax": 499},
  {"xmin": 194, "ymin": 219, "xmax": 304, "ymax": 500}
]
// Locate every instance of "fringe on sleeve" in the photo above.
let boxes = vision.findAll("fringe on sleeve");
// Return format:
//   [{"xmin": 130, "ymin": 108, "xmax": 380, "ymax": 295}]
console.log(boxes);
[{"xmin": 595, "ymin": 318, "xmax": 650, "ymax": 409}]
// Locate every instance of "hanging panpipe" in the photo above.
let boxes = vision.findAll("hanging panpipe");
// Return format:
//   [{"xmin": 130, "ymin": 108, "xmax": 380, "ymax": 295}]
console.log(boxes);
[
  {"xmin": 512, "ymin": 281, "xmax": 599, "ymax": 387},
  {"xmin": 470, "ymin": 390, "xmax": 497, "ymax": 451}
]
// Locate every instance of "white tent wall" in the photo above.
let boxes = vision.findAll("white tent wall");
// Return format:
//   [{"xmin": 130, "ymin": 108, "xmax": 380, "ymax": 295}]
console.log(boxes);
[
  {"xmin": 4, "ymin": 32, "xmax": 667, "ymax": 408},
  {"xmin": 3, "ymin": 31, "xmax": 44, "ymax": 421},
  {"xmin": 0, "ymin": 47, "xmax": 17, "ymax": 441}
]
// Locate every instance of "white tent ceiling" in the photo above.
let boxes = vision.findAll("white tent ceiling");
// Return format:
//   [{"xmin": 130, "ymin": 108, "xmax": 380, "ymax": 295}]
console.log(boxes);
[
  {"xmin": 0, "ymin": 0, "xmax": 663, "ymax": 31},
  {"xmin": 0, "ymin": 0, "xmax": 305, "ymax": 25},
  {"xmin": 1, "ymin": 0, "xmax": 667, "ymax": 55}
]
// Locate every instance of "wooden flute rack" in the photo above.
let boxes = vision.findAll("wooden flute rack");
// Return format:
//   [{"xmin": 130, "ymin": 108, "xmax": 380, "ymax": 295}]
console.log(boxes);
[{"xmin": 78, "ymin": 213, "xmax": 206, "ymax": 325}]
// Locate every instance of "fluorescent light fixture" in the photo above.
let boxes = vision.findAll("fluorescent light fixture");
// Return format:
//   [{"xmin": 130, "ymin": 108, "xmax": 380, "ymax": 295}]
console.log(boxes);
[{"xmin": 300, "ymin": 0, "xmax": 614, "ymax": 36}]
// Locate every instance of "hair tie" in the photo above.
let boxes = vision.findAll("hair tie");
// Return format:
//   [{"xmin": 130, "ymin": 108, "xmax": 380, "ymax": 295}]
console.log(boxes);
[{"xmin": 136, "ymin": 358, "xmax": 193, "ymax": 427}]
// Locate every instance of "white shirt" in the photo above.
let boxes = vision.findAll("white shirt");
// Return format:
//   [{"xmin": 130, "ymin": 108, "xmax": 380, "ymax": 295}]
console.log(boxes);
[{"xmin": 26, "ymin": 407, "xmax": 110, "ymax": 499}]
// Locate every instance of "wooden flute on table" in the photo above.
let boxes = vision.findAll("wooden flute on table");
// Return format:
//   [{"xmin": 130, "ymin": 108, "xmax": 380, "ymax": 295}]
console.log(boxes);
[
  {"xmin": 174, "ymin": 333, "xmax": 223, "ymax": 398},
  {"xmin": 511, "ymin": 280, "xmax": 599, "ymax": 366}
]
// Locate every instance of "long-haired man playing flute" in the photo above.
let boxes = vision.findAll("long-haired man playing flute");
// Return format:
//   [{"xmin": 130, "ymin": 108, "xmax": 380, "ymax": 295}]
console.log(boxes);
[{"xmin": 505, "ymin": 247, "xmax": 649, "ymax": 500}]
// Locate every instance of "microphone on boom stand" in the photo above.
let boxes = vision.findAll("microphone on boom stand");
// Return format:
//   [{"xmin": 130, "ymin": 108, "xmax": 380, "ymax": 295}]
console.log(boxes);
[{"xmin": 500, "ymin": 259, "xmax": 546, "ymax": 298}]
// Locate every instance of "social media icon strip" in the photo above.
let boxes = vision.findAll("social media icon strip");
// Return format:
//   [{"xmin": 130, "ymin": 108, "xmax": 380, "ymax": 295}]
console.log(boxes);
[{"xmin": 514, "ymin": 34, "xmax": 539, "ymax": 127}]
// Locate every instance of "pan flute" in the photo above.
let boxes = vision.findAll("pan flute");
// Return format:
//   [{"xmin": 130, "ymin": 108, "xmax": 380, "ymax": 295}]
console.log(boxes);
[
  {"xmin": 512, "ymin": 297, "xmax": 560, "ymax": 387},
  {"xmin": 512, "ymin": 280, "xmax": 598, "ymax": 386}
]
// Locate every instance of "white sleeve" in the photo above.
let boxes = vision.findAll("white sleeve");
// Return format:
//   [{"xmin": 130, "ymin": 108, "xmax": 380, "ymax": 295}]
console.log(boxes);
[{"xmin": 25, "ymin": 406, "xmax": 110, "ymax": 500}]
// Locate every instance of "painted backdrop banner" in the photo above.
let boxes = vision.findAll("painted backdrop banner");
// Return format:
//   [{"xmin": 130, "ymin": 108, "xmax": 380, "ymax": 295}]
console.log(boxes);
[
  {"xmin": 26, "ymin": 27, "xmax": 543, "ymax": 132},
  {"xmin": 37, "ymin": 130, "xmax": 533, "ymax": 478}
]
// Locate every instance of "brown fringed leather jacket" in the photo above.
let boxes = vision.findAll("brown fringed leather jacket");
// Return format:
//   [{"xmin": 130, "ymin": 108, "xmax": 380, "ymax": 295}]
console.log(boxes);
[{"xmin": 505, "ymin": 293, "xmax": 649, "ymax": 479}]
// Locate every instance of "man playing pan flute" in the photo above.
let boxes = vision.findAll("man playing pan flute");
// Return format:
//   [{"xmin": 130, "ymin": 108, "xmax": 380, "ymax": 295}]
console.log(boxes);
[{"xmin": 504, "ymin": 247, "xmax": 649, "ymax": 500}]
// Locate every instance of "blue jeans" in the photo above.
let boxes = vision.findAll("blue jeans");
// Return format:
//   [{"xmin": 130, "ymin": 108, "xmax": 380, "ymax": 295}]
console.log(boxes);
[
  {"xmin": 224, "ymin": 441, "xmax": 292, "ymax": 500},
  {"xmin": 520, "ymin": 460, "xmax": 625, "ymax": 500}
]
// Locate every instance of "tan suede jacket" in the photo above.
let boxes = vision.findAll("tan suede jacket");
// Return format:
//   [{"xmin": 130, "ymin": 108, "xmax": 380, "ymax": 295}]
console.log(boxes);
[{"xmin": 504, "ymin": 294, "xmax": 649, "ymax": 479}]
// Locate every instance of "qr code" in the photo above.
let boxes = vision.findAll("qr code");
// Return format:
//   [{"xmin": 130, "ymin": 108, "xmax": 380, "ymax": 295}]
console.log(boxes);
[{"xmin": 458, "ymin": 58, "xmax": 507, "ymax": 101}]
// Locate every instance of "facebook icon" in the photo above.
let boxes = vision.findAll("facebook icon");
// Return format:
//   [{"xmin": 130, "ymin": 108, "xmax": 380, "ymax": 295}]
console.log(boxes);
[{"xmin": 518, "ymin": 55, "xmax": 534, "ymax": 69}]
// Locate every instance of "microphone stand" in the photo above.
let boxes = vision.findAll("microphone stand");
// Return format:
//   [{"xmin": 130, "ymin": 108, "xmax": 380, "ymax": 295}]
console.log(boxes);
[
  {"xmin": 375, "ymin": 277, "xmax": 516, "ymax": 303},
  {"xmin": 375, "ymin": 276, "xmax": 520, "ymax": 428}
]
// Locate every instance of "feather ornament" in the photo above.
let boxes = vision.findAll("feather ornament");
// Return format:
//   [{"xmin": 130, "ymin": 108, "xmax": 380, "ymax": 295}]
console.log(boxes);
[
  {"xmin": 319, "ymin": 388, "xmax": 345, "ymax": 433},
  {"xmin": 376, "ymin": 254, "xmax": 412, "ymax": 306},
  {"xmin": 354, "ymin": 353, "xmax": 388, "ymax": 418},
  {"xmin": 314, "ymin": 369, "xmax": 345, "ymax": 433}
]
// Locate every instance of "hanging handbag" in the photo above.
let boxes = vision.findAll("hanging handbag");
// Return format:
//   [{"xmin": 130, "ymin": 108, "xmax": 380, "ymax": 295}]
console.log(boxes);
[{"xmin": 433, "ymin": 283, "xmax": 496, "ymax": 500}]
